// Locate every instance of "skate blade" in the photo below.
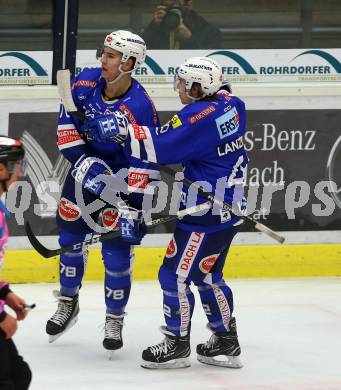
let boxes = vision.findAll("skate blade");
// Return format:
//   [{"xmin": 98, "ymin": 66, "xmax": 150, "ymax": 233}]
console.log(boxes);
[
  {"xmin": 197, "ymin": 354, "xmax": 243, "ymax": 368},
  {"xmin": 107, "ymin": 351, "xmax": 114, "ymax": 360},
  {"xmin": 48, "ymin": 316, "xmax": 78, "ymax": 343},
  {"xmin": 141, "ymin": 357, "xmax": 190, "ymax": 369}
]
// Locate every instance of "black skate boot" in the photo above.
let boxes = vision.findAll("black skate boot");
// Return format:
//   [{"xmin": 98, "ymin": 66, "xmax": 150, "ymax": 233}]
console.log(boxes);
[
  {"xmin": 103, "ymin": 313, "xmax": 124, "ymax": 359},
  {"xmin": 46, "ymin": 291, "xmax": 79, "ymax": 343},
  {"xmin": 141, "ymin": 326, "xmax": 191, "ymax": 369},
  {"xmin": 196, "ymin": 317, "xmax": 243, "ymax": 368}
]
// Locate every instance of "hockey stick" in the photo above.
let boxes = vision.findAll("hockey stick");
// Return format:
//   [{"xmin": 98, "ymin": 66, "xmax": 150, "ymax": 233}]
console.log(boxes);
[
  {"xmin": 25, "ymin": 203, "xmax": 211, "ymax": 258},
  {"xmin": 57, "ymin": 70, "xmax": 88, "ymax": 121},
  {"xmin": 56, "ymin": 69, "xmax": 285, "ymax": 244}
]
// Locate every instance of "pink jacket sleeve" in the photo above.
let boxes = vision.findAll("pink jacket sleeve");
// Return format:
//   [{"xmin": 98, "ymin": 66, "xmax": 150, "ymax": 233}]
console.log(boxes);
[{"xmin": 0, "ymin": 207, "xmax": 9, "ymax": 320}]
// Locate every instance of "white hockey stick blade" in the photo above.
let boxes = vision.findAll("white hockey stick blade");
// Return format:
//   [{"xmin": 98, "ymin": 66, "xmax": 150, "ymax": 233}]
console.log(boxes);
[
  {"xmin": 57, "ymin": 69, "xmax": 78, "ymax": 112},
  {"xmin": 254, "ymin": 222, "xmax": 285, "ymax": 244}
]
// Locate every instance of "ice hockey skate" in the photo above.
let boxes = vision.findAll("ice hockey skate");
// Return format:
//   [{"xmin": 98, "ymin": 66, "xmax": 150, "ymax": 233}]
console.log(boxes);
[
  {"xmin": 196, "ymin": 317, "xmax": 243, "ymax": 368},
  {"xmin": 141, "ymin": 326, "xmax": 191, "ymax": 369},
  {"xmin": 103, "ymin": 313, "xmax": 125, "ymax": 359},
  {"xmin": 46, "ymin": 291, "xmax": 79, "ymax": 343}
]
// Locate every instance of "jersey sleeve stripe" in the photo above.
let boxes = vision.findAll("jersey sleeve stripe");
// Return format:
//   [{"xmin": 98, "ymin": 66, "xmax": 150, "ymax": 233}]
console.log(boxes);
[
  {"xmin": 128, "ymin": 125, "xmax": 143, "ymax": 159},
  {"xmin": 58, "ymin": 138, "xmax": 86, "ymax": 151},
  {"xmin": 142, "ymin": 127, "xmax": 157, "ymax": 163},
  {"xmin": 57, "ymin": 124, "xmax": 77, "ymax": 130}
]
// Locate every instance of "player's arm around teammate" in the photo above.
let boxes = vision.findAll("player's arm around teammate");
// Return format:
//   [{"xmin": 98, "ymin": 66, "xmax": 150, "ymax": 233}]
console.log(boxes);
[
  {"xmin": 47, "ymin": 31, "xmax": 160, "ymax": 358},
  {"xmin": 109, "ymin": 56, "xmax": 248, "ymax": 369}
]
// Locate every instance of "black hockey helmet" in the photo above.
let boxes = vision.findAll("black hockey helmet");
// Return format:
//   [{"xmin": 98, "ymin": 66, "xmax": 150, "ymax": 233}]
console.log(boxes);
[{"xmin": 0, "ymin": 136, "xmax": 25, "ymax": 172}]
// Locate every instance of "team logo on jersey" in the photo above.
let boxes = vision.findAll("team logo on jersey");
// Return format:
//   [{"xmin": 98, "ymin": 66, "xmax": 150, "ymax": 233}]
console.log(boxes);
[
  {"xmin": 171, "ymin": 114, "xmax": 182, "ymax": 128},
  {"xmin": 188, "ymin": 105, "xmax": 216, "ymax": 124},
  {"xmin": 101, "ymin": 208, "xmax": 119, "ymax": 230},
  {"xmin": 58, "ymin": 198, "xmax": 81, "ymax": 221},
  {"xmin": 215, "ymin": 106, "xmax": 240, "ymax": 139},
  {"xmin": 199, "ymin": 254, "xmax": 219, "ymax": 273},
  {"xmin": 166, "ymin": 238, "xmax": 177, "ymax": 258}
]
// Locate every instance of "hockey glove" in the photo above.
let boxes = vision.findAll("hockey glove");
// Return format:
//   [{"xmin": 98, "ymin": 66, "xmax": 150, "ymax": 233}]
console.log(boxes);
[
  {"xmin": 81, "ymin": 111, "xmax": 129, "ymax": 142},
  {"xmin": 118, "ymin": 204, "xmax": 146, "ymax": 245},
  {"xmin": 71, "ymin": 154, "xmax": 113, "ymax": 196}
]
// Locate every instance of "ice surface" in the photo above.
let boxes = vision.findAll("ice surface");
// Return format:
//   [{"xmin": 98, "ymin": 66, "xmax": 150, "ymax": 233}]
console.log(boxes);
[{"xmin": 11, "ymin": 278, "xmax": 341, "ymax": 390}]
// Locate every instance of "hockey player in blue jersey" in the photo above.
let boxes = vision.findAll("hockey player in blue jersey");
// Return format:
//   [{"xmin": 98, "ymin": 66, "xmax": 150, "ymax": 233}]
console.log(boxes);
[
  {"xmin": 103, "ymin": 56, "xmax": 248, "ymax": 368},
  {"xmin": 46, "ymin": 30, "xmax": 160, "ymax": 354}
]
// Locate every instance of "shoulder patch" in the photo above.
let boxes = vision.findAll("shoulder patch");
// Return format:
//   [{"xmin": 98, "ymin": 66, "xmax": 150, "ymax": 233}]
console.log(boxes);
[
  {"xmin": 119, "ymin": 104, "xmax": 137, "ymax": 124},
  {"xmin": 171, "ymin": 114, "xmax": 182, "ymax": 128},
  {"xmin": 72, "ymin": 80, "xmax": 97, "ymax": 90}
]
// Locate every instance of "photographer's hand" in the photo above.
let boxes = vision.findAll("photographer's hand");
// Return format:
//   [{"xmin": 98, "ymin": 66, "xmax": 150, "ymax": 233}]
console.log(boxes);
[
  {"xmin": 0, "ymin": 313, "xmax": 17, "ymax": 339},
  {"xmin": 176, "ymin": 19, "xmax": 192, "ymax": 40},
  {"xmin": 153, "ymin": 5, "xmax": 167, "ymax": 25},
  {"xmin": 5, "ymin": 292, "xmax": 28, "ymax": 320}
]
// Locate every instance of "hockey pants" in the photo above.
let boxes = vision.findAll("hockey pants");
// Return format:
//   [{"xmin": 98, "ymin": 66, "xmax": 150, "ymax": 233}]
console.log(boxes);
[{"xmin": 159, "ymin": 226, "xmax": 238, "ymax": 336}]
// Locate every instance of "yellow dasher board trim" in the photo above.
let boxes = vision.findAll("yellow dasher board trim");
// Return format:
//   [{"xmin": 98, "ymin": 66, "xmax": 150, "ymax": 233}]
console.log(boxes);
[{"xmin": 2, "ymin": 244, "xmax": 341, "ymax": 283}]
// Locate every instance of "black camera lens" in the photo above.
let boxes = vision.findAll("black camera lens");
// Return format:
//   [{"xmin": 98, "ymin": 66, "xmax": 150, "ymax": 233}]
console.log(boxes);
[{"xmin": 163, "ymin": 6, "xmax": 182, "ymax": 29}]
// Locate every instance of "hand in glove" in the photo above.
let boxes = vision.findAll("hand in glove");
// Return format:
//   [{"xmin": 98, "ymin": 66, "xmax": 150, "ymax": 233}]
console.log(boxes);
[
  {"xmin": 118, "ymin": 204, "xmax": 146, "ymax": 245},
  {"xmin": 81, "ymin": 111, "xmax": 129, "ymax": 142},
  {"xmin": 71, "ymin": 154, "xmax": 113, "ymax": 196}
]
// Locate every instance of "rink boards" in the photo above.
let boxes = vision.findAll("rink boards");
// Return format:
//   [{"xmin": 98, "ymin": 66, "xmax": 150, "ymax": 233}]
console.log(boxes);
[
  {"xmin": 1, "ymin": 83, "xmax": 341, "ymax": 283},
  {"xmin": 3, "ymin": 242, "xmax": 341, "ymax": 283}
]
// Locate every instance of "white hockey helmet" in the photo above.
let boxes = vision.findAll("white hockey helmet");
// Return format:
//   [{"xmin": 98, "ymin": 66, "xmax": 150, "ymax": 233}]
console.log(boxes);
[
  {"xmin": 176, "ymin": 56, "xmax": 222, "ymax": 97},
  {"xmin": 103, "ymin": 30, "xmax": 146, "ymax": 71}
]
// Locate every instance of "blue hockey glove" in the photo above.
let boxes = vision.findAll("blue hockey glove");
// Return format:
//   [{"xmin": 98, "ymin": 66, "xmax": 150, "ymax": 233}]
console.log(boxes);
[
  {"xmin": 81, "ymin": 111, "xmax": 129, "ymax": 142},
  {"xmin": 118, "ymin": 204, "xmax": 146, "ymax": 245},
  {"xmin": 71, "ymin": 154, "xmax": 113, "ymax": 196}
]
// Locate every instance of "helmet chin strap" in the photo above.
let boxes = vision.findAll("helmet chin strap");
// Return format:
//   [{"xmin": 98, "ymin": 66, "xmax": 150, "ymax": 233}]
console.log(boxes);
[
  {"xmin": 185, "ymin": 90, "xmax": 205, "ymax": 102},
  {"xmin": 185, "ymin": 80, "xmax": 206, "ymax": 102},
  {"xmin": 106, "ymin": 63, "xmax": 134, "ymax": 85}
]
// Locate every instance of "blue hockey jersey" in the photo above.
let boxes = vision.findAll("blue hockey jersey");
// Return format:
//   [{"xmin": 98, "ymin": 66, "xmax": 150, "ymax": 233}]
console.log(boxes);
[
  {"xmin": 124, "ymin": 90, "xmax": 249, "ymax": 232},
  {"xmin": 56, "ymin": 67, "xmax": 160, "ymax": 195}
]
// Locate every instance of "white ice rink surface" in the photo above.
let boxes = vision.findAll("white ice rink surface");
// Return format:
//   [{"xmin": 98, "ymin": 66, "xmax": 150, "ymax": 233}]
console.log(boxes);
[{"xmin": 10, "ymin": 278, "xmax": 341, "ymax": 390}]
